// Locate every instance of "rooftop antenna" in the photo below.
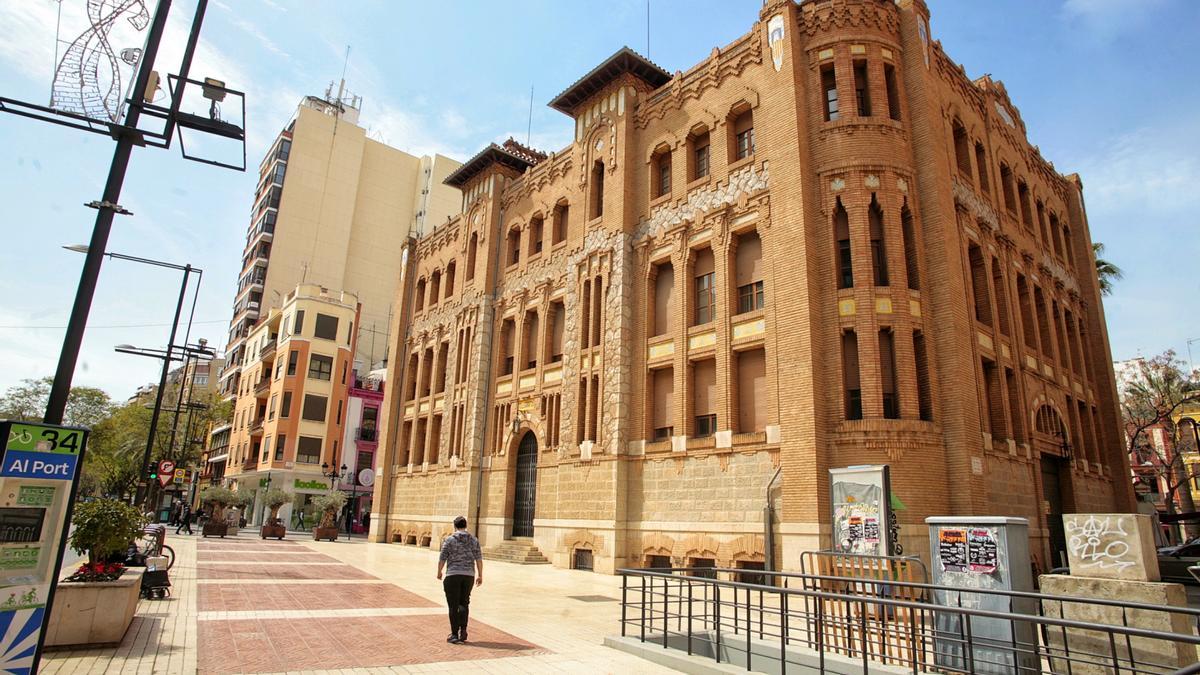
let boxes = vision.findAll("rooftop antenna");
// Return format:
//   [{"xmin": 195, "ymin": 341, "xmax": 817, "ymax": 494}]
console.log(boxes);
[
  {"xmin": 332, "ymin": 45, "xmax": 350, "ymax": 134},
  {"xmin": 526, "ymin": 84, "xmax": 534, "ymax": 146}
]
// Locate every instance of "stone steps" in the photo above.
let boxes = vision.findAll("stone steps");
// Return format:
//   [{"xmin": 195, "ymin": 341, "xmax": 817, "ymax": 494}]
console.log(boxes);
[{"xmin": 483, "ymin": 539, "xmax": 550, "ymax": 565}]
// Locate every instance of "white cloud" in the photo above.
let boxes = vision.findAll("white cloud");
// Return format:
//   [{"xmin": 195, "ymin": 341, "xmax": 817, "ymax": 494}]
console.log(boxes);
[
  {"xmin": 1061, "ymin": 0, "xmax": 1167, "ymax": 42},
  {"xmin": 1069, "ymin": 123, "xmax": 1200, "ymax": 216}
]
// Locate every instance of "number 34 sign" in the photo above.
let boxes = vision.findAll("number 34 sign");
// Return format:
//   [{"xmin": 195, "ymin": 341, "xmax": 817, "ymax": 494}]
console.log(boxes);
[{"xmin": 2, "ymin": 424, "xmax": 83, "ymax": 480}]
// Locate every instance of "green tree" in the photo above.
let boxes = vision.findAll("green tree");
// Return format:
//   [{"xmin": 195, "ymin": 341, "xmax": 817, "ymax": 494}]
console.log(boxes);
[
  {"xmin": 1121, "ymin": 351, "xmax": 1200, "ymax": 538},
  {"xmin": 0, "ymin": 376, "xmax": 113, "ymax": 427},
  {"xmin": 1093, "ymin": 242, "xmax": 1123, "ymax": 297}
]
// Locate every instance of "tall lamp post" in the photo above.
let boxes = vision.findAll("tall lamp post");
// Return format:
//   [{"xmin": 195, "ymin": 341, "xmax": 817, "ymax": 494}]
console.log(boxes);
[
  {"xmin": 65, "ymin": 244, "xmax": 203, "ymax": 506},
  {"xmin": 0, "ymin": 0, "xmax": 248, "ymax": 427},
  {"xmin": 115, "ymin": 340, "xmax": 215, "ymax": 508},
  {"xmin": 321, "ymin": 454, "xmax": 349, "ymax": 538}
]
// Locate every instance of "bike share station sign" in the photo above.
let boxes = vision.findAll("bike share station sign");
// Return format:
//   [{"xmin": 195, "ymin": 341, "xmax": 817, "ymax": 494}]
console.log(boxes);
[{"xmin": 0, "ymin": 420, "xmax": 88, "ymax": 673}]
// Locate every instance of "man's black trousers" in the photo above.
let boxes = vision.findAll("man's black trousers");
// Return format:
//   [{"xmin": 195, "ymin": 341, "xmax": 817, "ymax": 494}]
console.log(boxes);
[{"xmin": 442, "ymin": 574, "xmax": 474, "ymax": 635}]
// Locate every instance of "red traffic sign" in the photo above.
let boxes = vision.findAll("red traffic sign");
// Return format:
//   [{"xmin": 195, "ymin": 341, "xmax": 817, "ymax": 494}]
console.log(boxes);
[{"xmin": 158, "ymin": 460, "xmax": 176, "ymax": 487}]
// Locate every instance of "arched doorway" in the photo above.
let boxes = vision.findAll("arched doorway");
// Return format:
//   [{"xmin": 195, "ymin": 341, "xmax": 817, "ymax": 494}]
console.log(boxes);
[
  {"xmin": 511, "ymin": 431, "xmax": 538, "ymax": 538},
  {"xmin": 1034, "ymin": 404, "xmax": 1072, "ymax": 567}
]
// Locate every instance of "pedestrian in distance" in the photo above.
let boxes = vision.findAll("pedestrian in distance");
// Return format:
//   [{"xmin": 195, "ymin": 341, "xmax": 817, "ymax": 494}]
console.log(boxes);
[
  {"xmin": 294, "ymin": 508, "xmax": 306, "ymax": 531},
  {"xmin": 436, "ymin": 515, "xmax": 483, "ymax": 644},
  {"xmin": 175, "ymin": 503, "xmax": 193, "ymax": 535}
]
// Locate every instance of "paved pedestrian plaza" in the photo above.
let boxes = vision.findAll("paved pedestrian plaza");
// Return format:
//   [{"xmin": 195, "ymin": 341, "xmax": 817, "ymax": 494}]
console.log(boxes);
[{"xmin": 42, "ymin": 533, "xmax": 674, "ymax": 674}]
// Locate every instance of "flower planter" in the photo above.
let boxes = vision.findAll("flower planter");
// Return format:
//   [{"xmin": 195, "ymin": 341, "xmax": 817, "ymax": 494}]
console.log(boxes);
[
  {"xmin": 45, "ymin": 568, "xmax": 143, "ymax": 647},
  {"xmin": 202, "ymin": 521, "xmax": 228, "ymax": 538},
  {"xmin": 261, "ymin": 522, "xmax": 286, "ymax": 539},
  {"xmin": 313, "ymin": 526, "xmax": 339, "ymax": 542}
]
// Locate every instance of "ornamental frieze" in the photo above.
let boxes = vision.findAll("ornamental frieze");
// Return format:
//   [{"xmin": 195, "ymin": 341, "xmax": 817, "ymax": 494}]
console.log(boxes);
[{"xmin": 635, "ymin": 162, "xmax": 769, "ymax": 243}]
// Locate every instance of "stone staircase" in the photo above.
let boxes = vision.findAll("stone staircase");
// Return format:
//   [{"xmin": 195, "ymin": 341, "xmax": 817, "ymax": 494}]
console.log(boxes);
[{"xmin": 483, "ymin": 539, "xmax": 550, "ymax": 564}]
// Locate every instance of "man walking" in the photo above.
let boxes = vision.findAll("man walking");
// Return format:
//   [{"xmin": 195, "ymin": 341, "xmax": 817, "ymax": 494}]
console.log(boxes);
[
  {"xmin": 436, "ymin": 515, "xmax": 483, "ymax": 644},
  {"xmin": 175, "ymin": 503, "xmax": 193, "ymax": 535}
]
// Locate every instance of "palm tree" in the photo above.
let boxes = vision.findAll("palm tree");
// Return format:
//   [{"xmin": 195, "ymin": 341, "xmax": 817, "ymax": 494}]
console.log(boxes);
[{"xmin": 1093, "ymin": 242, "xmax": 1123, "ymax": 296}]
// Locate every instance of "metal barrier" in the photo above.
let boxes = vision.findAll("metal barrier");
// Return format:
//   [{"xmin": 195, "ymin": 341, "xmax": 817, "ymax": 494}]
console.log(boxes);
[{"xmin": 618, "ymin": 567, "xmax": 1200, "ymax": 674}]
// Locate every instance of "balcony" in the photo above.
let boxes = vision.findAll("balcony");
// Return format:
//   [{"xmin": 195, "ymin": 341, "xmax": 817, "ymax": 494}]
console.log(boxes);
[
  {"xmin": 254, "ymin": 377, "xmax": 271, "ymax": 395},
  {"xmin": 258, "ymin": 338, "xmax": 276, "ymax": 361},
  {"xmin": 242, "ymin": 456, "xmax": 259, "ymax": 472},
  {"xmin": 249, "ymin": 417, "xmax": 265, "ymax": 436}
]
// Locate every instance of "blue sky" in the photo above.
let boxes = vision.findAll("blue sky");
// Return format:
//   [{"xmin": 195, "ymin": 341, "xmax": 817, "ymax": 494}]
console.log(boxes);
[{"xmin": 0, "ymin": 0, "xmax": 1197, "ymax": 399}]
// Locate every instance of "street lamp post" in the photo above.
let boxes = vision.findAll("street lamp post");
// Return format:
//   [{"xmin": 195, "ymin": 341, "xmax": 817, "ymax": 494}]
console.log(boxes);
[
  {"xmin": 258, "ymin": 472, "xmax": 272, "ymax": 526},
  {"xmin": 65, "ymin": 245, "xmax": 204, "ymax": 507},
  {"xmin": 320, "ymin": 453, "xmax": 349, "ymax": 538},
  {"xmin": 115, "ymin": 340, "xmax": 215, "ymax": 508}
]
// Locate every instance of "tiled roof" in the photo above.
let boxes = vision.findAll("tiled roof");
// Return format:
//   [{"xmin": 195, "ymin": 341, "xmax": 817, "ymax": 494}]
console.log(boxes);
[
  {"xmin": 548, "ymin": 47, "xmax": 671, "ymax": 114},
  {"xmin": 443, "ymin": 143, "xmax": 536, "ymax": 188}
]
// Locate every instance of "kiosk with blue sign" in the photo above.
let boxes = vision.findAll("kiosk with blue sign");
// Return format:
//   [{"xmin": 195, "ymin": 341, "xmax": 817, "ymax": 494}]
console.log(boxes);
[{"xmin": 0, "ymin": 420, "xmax": 88, "ymax": 674}]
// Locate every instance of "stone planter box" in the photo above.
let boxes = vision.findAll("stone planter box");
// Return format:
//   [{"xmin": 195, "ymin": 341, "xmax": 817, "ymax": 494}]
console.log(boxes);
[
  {"xmin": 45, "ymin": 568, "xmax": 143, "ymax": 648},
  {"xmin": 202, "ymin": 521, "xmax": 228, "ymax": 538},
  {"xmin": 313, "ymin": 526, "xmax": 338, "ymax": 542},
  {"xmin": 261, "ymin": 522, "xmax": 286, "ymax": 539}
]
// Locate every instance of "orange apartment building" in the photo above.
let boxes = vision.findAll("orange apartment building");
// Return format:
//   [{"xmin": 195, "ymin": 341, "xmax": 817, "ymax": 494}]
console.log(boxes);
[
  {"xmin": 370, "ymin": 0, "xmax": 1133, "ymax": 574},
  {"xmin": 224, "ymin": 284, "xmax": 361, "ymax": 523}
]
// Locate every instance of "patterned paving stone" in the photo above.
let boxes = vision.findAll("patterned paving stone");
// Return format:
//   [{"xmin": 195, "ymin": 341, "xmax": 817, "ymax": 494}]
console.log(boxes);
[
  {"xmin": 196, "ymin": 551, "xmax": 339, "ymax": 563},
  {"xmin": 197, "ymin": 582, "xmax": 437, "ymax": 611},
  {"xmin": 197, "ymin": 615, "xmax": 545, "ymax": 674},
  {"xmin": 197, "ymin": 562, "xmax": 376, "ymax": 580}
]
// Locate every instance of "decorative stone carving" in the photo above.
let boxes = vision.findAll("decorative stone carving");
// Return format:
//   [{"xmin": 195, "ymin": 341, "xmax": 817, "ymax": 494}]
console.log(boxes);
[
  {"xmin": 897, "ymin": 178, "xmax": 908, "ymax": 194},
  {"xmin": 864, "ymin": 174, "xmax": 880, "ymax": 189},
  {"xmin": 636, "ymin": 163, "xmax": 769, "ymax": 243},
  {"xmin": 830, "ymin": 177, "xmax": 845, "ymax": 192},
  {"xmin": 952, "ymin": 177, "xmax": 999, "ymax": 232}
]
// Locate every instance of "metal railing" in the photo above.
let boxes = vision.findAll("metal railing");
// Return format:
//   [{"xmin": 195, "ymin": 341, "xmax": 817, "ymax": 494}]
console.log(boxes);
[{"xmin": 618, "ymin": 567, "xmax": 1200, "ymax": 674}]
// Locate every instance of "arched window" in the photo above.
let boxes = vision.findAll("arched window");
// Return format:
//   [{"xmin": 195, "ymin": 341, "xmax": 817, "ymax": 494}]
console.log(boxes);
[
  {"xmin": 507, "ymin": 226, "xmax": 521, "ymax": 266},
  {"xmin": 834, "ymin": 198, "xmax": 852, "ymax": 289},
  {"xmin": 734, "ymin": 230, "xmax": 764, "ymax": 314},
  {"xmin": 869, "ymin": 195, "xmax": 889, "ymax": 286},
  {"xmin": 552, "ymin": 200, "xmax": 569, "ymax": 244},
  {"xmin": 728, "ymin": 104, "xmax": 754, "ymax": 162},
  {"xmin": 590, "ymin": 160, "xmax": 605, "ymax": 219},
  {"xmin": 842, "ymin": 330, "xmax": 862, "ymax": 420},
  {"xmin": 974, "ymin": 142, "xmax": 990, "ymax": 193},
  {"xmin": 952, "ymin": 119, "xmax": 972, "ymax": 179},
  {"xmin": 444, "ymin": 261, "xmax": 456, "ymax": 298},
  {"xmin": 528, "ymin": 214, "xmax": 544, "ymax": 257},
  {"xmin": 428, "ymin": 270, "xmax": 441, "ymax": 307},
  {"xmin": 650, "ymin": 260, "xmax": 674, "ymax": 337},
  {"xmin": 687, "ymin": 125, "xmax": 710, "ymax": 180},
  {"xmin": 466, "ymin": 233, "xmax": 478, "ymax": 281},
  {"xmin": 414, "ymin": 278, "xmax": 426, "ymax": 312},
  {"xmin": 901, "ymin": 202, "xmax": 919, "ymax": 291},
  {"xmin": 651, "ymin": 145, "xmax": 672, "ymax": 198}
]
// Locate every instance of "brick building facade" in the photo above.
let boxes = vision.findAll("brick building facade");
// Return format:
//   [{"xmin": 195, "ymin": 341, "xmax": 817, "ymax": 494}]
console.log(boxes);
[{"xmin": 370, "ymin": 0, "xmax": 1133, "ymax": 574}]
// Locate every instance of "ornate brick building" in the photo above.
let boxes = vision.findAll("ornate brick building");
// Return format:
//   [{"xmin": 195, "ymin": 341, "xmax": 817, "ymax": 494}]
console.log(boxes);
[{"xmin": 370, "ymin": 0, "xmax": 1132, "ymax": 573}]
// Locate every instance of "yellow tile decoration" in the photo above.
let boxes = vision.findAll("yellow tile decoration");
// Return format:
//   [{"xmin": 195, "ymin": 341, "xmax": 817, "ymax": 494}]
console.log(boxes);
[
  {"xmin": 497, "ymin": 380, "xmax": 512, "ymax": 396},
  {"xmin": 404, "ymin": 402, "xmax": 414, "ymax": 417},
  {"xmin": 732, "ymin": 318, "xmax": 766, "ymax": 340},
  {"xmin": 875, "ymin": 298, "xmax": 893, "ymax": 314},
  {"xmin": 909, "ymin": 299, "xmax": 921, "ymax": 317},
  {"xmin": 881, "ymin": 48, "xmax": 893, "ymax": 60},
  {"xmin": 688, "ymin": 331, "xmax": 717, "ymax": 350},
  {"xmin": 433, "ymin": 395, "xmax": 444, "ymax": 412},
  {"xmin": 418, "ymin": 400, "xmax": 430, "ymax": 414},
  {"xmin": 519, "ymin": 373, "xmax": 537, "ymax": 390},
  {"xmin": 851, "ymin": 44, "xmax": 866, "ymax": 55},
  {"xmin": 1025, "ymin": 355, "xmax": 1038, "ymax": 370},
  {"xmin": 1001, "ymin": 343, "xmax": 1011, "ymax": 358},
  {"xmin": 818, "ymin": 48, "xmax": 834, "ymax": 60},
  {"xmin": 977, "ymin": 332, "xmax": 993, "ymax": 350},
  {"xmin": 543, "ymin": 366, "xmax": 562, "ymax": 383},
  {"xmin": 647, "ymin": 339, "xmax": 675, "ymax": 359},
  {"xmin": 838, "ymin": 299, "xmax": 856, "ymax": 316}
]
